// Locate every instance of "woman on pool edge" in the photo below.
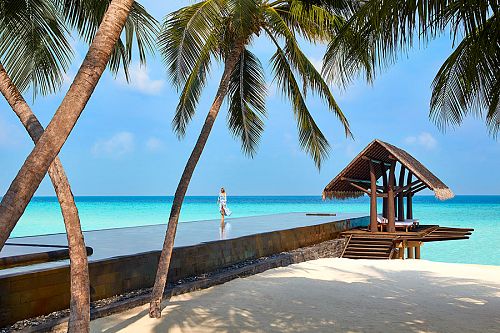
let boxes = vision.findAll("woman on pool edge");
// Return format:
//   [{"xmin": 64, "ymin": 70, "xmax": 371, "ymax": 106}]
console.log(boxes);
[{"xmin": 218, "ymin": 187, "xmax": 232, "ymax": 228}]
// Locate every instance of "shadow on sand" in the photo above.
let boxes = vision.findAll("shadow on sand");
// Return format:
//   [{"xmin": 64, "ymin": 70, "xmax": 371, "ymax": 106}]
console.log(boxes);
[{"xmin": 92, "ymin": 259, "xmax": 500, "ymax": 333}]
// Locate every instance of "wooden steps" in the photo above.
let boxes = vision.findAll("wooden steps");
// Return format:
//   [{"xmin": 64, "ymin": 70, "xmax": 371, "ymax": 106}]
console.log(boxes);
[{"xmin": 341, "ymin": 236, "xmax": 394, "ymax": 260}]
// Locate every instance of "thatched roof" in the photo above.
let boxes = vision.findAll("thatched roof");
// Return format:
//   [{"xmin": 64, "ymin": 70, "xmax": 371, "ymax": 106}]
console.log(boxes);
[{"xmin": 323, "ymin": 139, "xmax": 454, "ymax": 201}]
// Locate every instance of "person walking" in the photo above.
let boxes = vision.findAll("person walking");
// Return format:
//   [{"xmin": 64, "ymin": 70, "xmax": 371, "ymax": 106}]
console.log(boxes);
[{"xmin": 217, "ymin": 187, "xmax": 231, "ymax": 228}]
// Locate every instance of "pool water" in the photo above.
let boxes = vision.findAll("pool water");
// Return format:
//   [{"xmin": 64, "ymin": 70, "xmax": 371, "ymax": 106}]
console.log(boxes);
[{"xmin": 9, "ymin": 195, "xmax": 500, "ymax": 266}]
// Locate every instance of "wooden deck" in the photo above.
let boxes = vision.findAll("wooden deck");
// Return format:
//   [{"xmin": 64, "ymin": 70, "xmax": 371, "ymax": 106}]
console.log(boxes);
[{"xmin": 340, "ymin": 225, "xmax": 473, "ymax": 259}]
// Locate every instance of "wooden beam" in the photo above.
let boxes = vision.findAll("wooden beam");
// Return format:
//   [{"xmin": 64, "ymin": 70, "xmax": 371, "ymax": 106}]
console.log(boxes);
[
  {"xmin": 394, "ymin": 190, "xmax": 398, "ymax": 220},
  {"xmin": 381, "ymin": 163, "xmax": 388, "ymax": 218},
  {"xmin": 369, "ymin": 161, "xmax": 378, "ymax": 232},
  {"xmin": 387, "ymin": 160, "xmax": 396, "ymax": 232},
  {"xmin": 361, "ymin": 156, "xmax": 392, "ymax": 167},
  {"xmin": 341, "ymin": 177, "xmax": 371, "ymax": 184},
  {"xmin": 347, "ymin": 181, "xmax": 370, "ymax": 194},
  {"xmin": 412, "ymin": 183, "xmax": 428, "ymax": 194},
  {"xmin": 407, "ymin": 246, "xmax": 414, "ymax": 259},
  {"xmin": 395, "ymin": 179, "xmax": 421, "ymax": 194},
  {"xmin": 398, "ymin": 166, "xmax": 405, "ymax": 221},
  {"xmin": 406, "ymin": 171, "xmax": 414, "ymax": 219}
]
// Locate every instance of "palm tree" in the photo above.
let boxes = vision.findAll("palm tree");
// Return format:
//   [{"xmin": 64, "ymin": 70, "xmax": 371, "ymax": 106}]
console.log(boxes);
[
  {"xmin": 323, "ymin": 0, "xmax": 500, "ymax": 137},
  {"xmin": 0, "ymin": 1, "xmax": 156, "ymax": 331},
  {"xmin": 0, "ymin": 0, "xmax": 139, "ymax": 330},
  {"xmin": 149, "ymin": 0, "xmax": 354, "ymax": 317},
  {"xmin": 0, "ymin": 0, "xmax": 157, "ymax": 332}
]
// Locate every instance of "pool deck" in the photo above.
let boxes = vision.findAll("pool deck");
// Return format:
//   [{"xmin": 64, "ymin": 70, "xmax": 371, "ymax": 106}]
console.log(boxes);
[{"xmin": 0, "ymin": 212, "xmax": 367, "ymax": 276}]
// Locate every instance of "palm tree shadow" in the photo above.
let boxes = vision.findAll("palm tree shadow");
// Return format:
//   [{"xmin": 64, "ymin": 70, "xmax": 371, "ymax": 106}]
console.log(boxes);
[{"xmin": 93, "ymin": 260, "xmax": 500, "ymax": 333}]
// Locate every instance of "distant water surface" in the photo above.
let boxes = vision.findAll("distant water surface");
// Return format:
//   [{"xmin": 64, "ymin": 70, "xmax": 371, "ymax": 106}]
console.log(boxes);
[{"xmin": 8, "ymin": 195, "xmax": 500, "ymax": 266}]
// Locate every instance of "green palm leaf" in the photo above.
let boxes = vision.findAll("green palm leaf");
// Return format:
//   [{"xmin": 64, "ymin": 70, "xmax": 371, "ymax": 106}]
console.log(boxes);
[
  {"xmin": 227, "ymin": 48, "xmax": 267, "ymax": 156},
  {"xmin": 172, "ymin": 33, "xmax": 219, "ymax": 137},
  {"xmin": 159, "ymin": 0, "xmax": 225, "ymax": 88},
  {"xmin": 430, "ymin": 13, "xmax": 500, "ymax": 137},
  {"xmin": 264, "ymin": 6, "xmax": 352, "ymax": 138},
  {"xmin": 324, "ymin": 0, "xmax": 499, "ymax": 136},
  {"xmin": 270, "ymin": 43, "xmax": 330, "ymax": 169},
  {"xmin": 0, "ymin": 0, "xmax": 72, "ymax": 97},
  {"xmin": 273, "ymin": 0, "xmax": 346, "ymax": 43},
  {"xmin": 230, "ymin": 0, "xmax": 261, "ymax": 36},
  {"xmin": 163, "ymin": 0, "xmax": 355, "ymax": 169},
  {"xmin": 59, "ymin": 0, "xmax": 158, "ymax": 79}
]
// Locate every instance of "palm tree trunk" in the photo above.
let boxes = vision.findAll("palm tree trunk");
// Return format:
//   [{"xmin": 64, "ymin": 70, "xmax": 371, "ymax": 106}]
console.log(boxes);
[
  {"xmin": 0, "ymin": 63, "xmax": 90, "ymax": 332},
  {"xmin": 0, "ymin": 0, "xmax": 134, "ymax": 249},
  {"xmin": 149, "ymin": 44, "xmax": 245, "ymax": 318}
]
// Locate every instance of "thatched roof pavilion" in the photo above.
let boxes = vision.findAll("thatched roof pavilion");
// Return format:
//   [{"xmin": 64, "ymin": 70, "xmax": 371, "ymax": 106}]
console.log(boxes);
[{"xmin": 323, "ymin": 139, "xmax": 453, "ymax": 233}]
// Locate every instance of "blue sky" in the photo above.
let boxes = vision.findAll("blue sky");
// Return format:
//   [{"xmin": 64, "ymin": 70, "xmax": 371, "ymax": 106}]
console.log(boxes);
[{"xmin": 0, "ymin": 1, "xmax": 498, "ymax": 196}]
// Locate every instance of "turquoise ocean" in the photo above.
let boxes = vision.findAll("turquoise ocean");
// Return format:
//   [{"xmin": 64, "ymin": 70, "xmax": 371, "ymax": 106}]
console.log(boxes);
[{"xmin": 9, "ymin": 195, "xmax": 500, "ymax": 266}]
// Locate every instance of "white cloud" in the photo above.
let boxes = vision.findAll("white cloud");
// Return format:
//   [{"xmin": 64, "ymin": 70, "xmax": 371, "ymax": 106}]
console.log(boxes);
[
  {"xmin": 405, "ymin": 132, "xmax": 437, "ymax": 150},
  {"xmin": 118, "ymin": 63, "xmax": 165, "ymax": 94},
  {"xmin": 92, "ymin": 132, "xmax": 135, "ymax": 157},
  {"xmin": 145, "ymin": 137, "xmax": 164, "ymax": 152}
]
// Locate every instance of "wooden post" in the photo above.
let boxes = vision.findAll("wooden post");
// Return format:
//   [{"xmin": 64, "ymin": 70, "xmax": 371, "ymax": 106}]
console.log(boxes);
[
  {"xmin": 381, "ymin": 164, "xmax": 388, "ymax": 218},
  {"xmin": 387, "ymin": 160, "xmax": 396, "ymax": 233},
  {"xmin": 398, "ymin": 242, "xmax": 405, "ymax": 259},
  {"xmin": 415, "ymin": 245, "xmax": 421, "ymax": 259},
  {"xmin": 398, "ymin": 166, "xmax": 405, "ymax": 221},
  {"xmin": 407, "ymin": 247, "xmax": 414, "ymax": 259},
  {"xmin": 394, "ymin": 194, "xmax": 398, "ymax": 219},
  {"xmin": 369, "ymin": 161, "xmax": 378, "ymax": 232},
  {"xmin": 406, "ymin": 172, "xmax": 413, "ymax": 219}
]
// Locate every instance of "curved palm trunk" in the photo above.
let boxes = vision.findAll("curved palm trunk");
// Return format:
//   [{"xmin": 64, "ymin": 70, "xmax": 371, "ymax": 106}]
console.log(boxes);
[
  {"xmin": 0, "ymin": 63, "xmax": 90, "ymax": 332},
  {"xmin": 149, "ymin": 44, "xmax": 244, "ymax": 318},
  {"xmin": 0, "ymin": 0, "xmax": 135, "ymax": 249}
]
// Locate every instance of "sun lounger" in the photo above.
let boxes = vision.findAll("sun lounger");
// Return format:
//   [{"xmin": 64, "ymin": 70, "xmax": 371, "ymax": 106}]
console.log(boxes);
[{"xmin": 377, "ymin": 215, "xmax": 419, "ymax": 231}]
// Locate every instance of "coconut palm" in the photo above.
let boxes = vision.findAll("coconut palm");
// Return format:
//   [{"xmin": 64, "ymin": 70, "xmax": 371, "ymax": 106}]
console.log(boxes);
[
  {"xmin": 0, "ymin": 1, "xmax": 156, "ymax": 331},
  {"xmin": 323, "ymin": 0, "xmax": 500, "ymax": 137},
  {"xmin": 0, "ymin": 0, "xmax": 144, "ymax": 330},
  {"xmin": 149, "ymin": 0, "xmax": 354, "ymax": 317}
]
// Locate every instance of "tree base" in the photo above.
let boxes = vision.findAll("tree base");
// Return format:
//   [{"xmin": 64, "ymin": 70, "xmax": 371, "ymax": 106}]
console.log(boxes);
[{"xmin": 149, "ymin": 300, "xmax": 162, "ymax": 318}]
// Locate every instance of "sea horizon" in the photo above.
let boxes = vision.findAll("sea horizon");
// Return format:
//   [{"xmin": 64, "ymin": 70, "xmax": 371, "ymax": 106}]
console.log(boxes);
[{"xmin": 23, "ymin": 194, "xmax": 500, "ymax": 198}]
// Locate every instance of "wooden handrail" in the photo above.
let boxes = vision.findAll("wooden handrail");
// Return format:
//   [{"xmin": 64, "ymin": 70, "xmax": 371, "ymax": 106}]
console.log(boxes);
[{"xmin": 340, "ymin": 235, "xmax": 352, "ymax": 258}]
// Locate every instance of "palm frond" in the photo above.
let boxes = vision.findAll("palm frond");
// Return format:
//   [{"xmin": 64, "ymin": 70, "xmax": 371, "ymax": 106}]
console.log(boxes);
[
  {"xmin": 264, "ymin": 7, "xmax": 352, "ymax": 138},
  {"xmin": 108, "ymin": 38, "xmax": 130, "ymax": 81},
  {"xmin": 430, "ymin": 13, "xmax": 500, "ymax": 137},
  {"xmin": 270, "ymin": 42, "xmax": 330, "ymax": 169},
  {"xmin": 59, "ymin": 0, "xmax": 158, "ymax": 78},
  {"xmin": 272, "ymin": 0, "xmax": 346, "ymax": 43},
  {"xmin": 159, "ymin": 0, "xmax": 224, "ymax": 88},
  {"xmin": 322, "ymin": 16, "xmax": 378, "ymax": 87},
  {"xmin": 0, "ymin": 0, "xmax": 72, "ymax": 97},
  {"xmin": 324, "ymin": 0, "xmax": 499, "ymax": 137},
  {"xmin": 229, "ymin": 0, "xmax": 261, "ymax": 37},
  {"xmin": 227, "ymin": 48, "xmax": 267, "ymax": 156},
  {"xmin": 173, "ymin": 33, "xmax": 219, "ymax": 137}
]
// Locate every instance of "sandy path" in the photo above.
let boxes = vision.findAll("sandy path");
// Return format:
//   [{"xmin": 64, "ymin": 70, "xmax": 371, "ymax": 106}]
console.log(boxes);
[{"xmin": 91, "ymin": 259, "xmax": 500, "ymax": 333}]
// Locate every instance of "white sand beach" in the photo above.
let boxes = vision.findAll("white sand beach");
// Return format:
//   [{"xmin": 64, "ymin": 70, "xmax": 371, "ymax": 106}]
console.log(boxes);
[{"xmin": 91, "ymin": 259, "xmax": 500, "ymax": 333}]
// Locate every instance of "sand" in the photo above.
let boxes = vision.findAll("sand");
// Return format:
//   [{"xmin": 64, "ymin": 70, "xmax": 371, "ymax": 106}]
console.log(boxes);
[{"xmin": 91, "ymin": 259, "xmax": 500, "ymax": 333}]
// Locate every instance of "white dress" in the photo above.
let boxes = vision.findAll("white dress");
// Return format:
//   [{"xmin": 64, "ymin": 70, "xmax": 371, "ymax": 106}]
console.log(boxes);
[{"xmin": 218, "ymin": 193, "xmax": 232, "ymax": 216}]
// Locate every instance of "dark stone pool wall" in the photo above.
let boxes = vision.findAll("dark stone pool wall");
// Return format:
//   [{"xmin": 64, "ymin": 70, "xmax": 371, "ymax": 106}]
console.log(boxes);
[{"xmin": 0, "ymin": 216, "xmax": 367, "ymax": 327}]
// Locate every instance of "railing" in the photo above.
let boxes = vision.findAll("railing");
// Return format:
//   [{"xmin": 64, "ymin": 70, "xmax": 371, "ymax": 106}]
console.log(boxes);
[{"xmin": 340, "ymin": 235, "xmax": 352, "ymax": 258}]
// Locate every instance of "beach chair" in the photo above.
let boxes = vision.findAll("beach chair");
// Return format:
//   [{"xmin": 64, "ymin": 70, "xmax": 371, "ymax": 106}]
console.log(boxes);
[
  {"xmin": 396, "ymin": 219, "xmax": 418, "ymax": 232},
  {"xmin": 377, "ymin": 215, "xmax": 419, "ymax": 232},
  {"xmin": 376, "ymin": 215, "xmax": 388, "ymax": 231}
]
